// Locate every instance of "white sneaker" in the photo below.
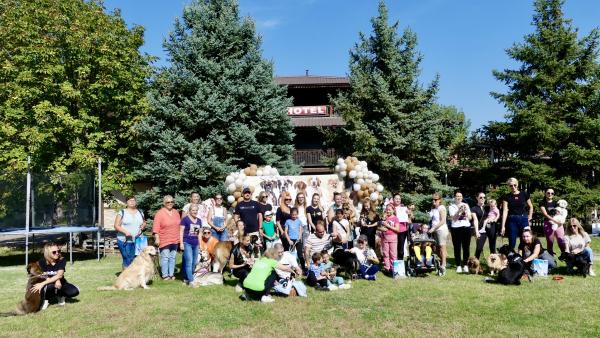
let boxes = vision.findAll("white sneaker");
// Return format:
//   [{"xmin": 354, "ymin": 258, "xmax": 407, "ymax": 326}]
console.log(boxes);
[
  {"xmin": 456, "ymin": 266, "xmax": 463, "ymax": 273},
  {"xmin": 463, "ymin": 265, "xmax": 468, "ymax": 273},
  {"xmin": 235, "ymin": 284, "xmax": 243, "ymax": 293},
  {"xmin": 589, "ymin": 268, "xmax": 596, "ymax": 277},
  {"xmin": 260, "ymin": 295, "xmax": 275, "ymax": 303},
  {"xmin": 58, "ymin": 297, "xmax": 66, "ymax": 306},
  {"xmin": 41, "ymin": 300, "xmax": 49, "ymax": 310}
]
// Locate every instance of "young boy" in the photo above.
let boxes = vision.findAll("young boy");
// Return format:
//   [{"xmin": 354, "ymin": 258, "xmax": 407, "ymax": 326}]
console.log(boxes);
[
  {"xmin": 307, "ymin": 252, "xmax": 329, "ymax": 290},
  {"xmin": 412, "ymin": 224, "xmax": 433, "ymax": 267},
  {"xmin": 260, "ymin": 211, "xmax": 279, "ymax": 250}
]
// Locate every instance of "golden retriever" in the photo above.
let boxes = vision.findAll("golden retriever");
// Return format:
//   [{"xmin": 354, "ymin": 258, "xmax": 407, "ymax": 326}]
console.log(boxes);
[{"xmin": 98, "ymin": 246, "xmax": 157, "ymax": 290}]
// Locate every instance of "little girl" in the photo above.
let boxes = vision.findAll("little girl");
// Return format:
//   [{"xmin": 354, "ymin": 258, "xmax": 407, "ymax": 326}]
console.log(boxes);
[
  {"xmin": 380, "ymin": 205, "xmax": 400, "ymax": 273},
  {"xmin": 481, "ymin": 199, "xmax": 500, "ymax": 230}
]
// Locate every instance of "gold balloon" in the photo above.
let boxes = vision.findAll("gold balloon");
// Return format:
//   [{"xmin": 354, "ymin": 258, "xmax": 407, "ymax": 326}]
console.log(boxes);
[
  {"xmin": 347, "ymin": 163, "xmax": 355, "ymax": 171},
  {"xmin": 244, "ymin": 167, "xmax": 251, "ymax": 175},
  {"xmin": 357, "ymin": 190, "xmax": 364, "ymax": 198},
  {"xmin": 233, "ymin": 191, "xmax": 241, "ymax": 199},
  {"xmin": 231, "ymin": 201, "xmax": 237, "ymax": 208},
  {"xmin": 250, "ymin": 186, "xmax": 256, "ymax": 193},
  {"xmin": 250, "ymin": 164, "xmax": 258, "ymax": 170}
]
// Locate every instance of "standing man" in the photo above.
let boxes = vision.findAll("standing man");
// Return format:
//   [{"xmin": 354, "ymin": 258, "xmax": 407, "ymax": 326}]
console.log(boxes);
[{"xmin": 234, "ymin": 187, "xmax": 262, "ymax": 238}]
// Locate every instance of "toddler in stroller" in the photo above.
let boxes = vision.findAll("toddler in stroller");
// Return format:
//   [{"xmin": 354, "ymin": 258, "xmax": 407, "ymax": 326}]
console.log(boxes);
[{"xmin": 407, "ymin": 223, "xmax": 441, "ymax": 276}]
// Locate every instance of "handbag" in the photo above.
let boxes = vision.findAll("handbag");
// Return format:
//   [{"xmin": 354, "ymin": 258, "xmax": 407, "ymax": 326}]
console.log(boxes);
[{"xmin": 135, "ymin": 234, "xmax": 148, "ymax": 256}]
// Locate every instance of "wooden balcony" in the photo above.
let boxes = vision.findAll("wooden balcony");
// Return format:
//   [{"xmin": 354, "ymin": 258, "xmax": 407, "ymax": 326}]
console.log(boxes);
[{"xmin": 293, "ymin": 148, "xmax": 336, "ymax": 171}]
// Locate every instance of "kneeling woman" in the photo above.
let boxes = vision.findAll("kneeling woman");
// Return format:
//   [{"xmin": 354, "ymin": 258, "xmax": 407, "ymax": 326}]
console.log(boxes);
[
  {"xmin": 230, "ymin": 234, "xmax": 254, "ymax": 290},
  {"xmin": 241, "ymin": 248, "xmax": 293, "ymax": 303},
  {"xmin": 31, "ymin": 243, "xmax": 79, "ymax": 310},
  {"xmin": 349, "ymin": 235, "xmax": 380, "ymax": 280},
  {"xmin": 518, "ymin": 229, "xmax": 556, "ymax": 274},
  {"xmin": 565, "ymin": 218, "xmax": 595, "ymax": 276}
]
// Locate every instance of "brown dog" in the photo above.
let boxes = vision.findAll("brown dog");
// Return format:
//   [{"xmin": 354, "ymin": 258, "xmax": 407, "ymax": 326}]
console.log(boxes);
[
  {"xmin": 98, "ymin": 246, "xmax": 157, "ymax": 290},
  {"xmin": 467, "ymin": 256, "xmax": 483, "ymax": 274},
  {"xmin": 1, "ymin": 262, "xmax": 47, "ymax": 316},
  {"xmin": 212, "ymin": 241, "xmax": 234, "ymax": 273},
  {"xmin": 486, "ymin": 253, "xmax": 508, "ymax": 276}
]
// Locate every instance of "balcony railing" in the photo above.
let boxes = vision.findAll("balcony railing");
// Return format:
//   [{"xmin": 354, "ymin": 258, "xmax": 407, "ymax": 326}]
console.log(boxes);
[{"xmin": 293, "ymin": 148, "xmax": 337, "ymax": 167}]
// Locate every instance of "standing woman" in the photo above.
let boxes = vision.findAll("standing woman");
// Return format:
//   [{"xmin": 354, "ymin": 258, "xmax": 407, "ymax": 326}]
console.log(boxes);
[
  {"xmin": 306, "ymin": 193, "xmax": 324, "ymax": 234},
  {"xmin": 207, "ymin": 194, "xmax": 228, "ymax": 241},
  {"xmin": 500, "ymin": 178, "xmax": 533, "ymax": 250},
  {"xmin": 359, "ymin": 199, "xmax": 381, "ymax": 250},
  {"xmin": 180, "ymin": 204, "xmax": 201, "ymax": 284},
  {"xmin": 31, "ymin": 243, "xmax": 79, "ymax": 310},
  {"xmin": 391, "ymin": 193, "xmax": 410, "ymax": 260},
  {"xmin": 428, "ymin": 193, "xmax": 449, "ymax": 275},
  {"xmin": 276, "ymin": 192, "xmax": 293, "ymax": 237},
  {"xmin": 539, "ymin": 188, "xmax": 564, "ymax": 255},
  {"xmin": 295, "ymin": 192, "xmax": 309, "ymax": 255},
  {"xmin": 257, "ymin": 191, "xmax": 273, "ymax": 217},
  {"xmin": 153, "ymin": 195, "xmax": 181, "ymax": 280},
  {"xmin": 448, "ymin": 191, "xmax": 472, "ymax": 273},
  {"xmin": 182, "ymin": 191, "xmax": 201, "ymax": 218},
  {"xmin": 113, "ymin": 196, "xmax": 146, "ymax": 269}
]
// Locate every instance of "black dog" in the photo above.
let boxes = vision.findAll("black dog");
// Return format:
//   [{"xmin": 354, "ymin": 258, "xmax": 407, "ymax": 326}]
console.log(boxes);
[
  {"xmin": 332, "ymin": 247, "xmax": 360, "ymax": 279},
  {"xmin": 487, "ymin": 244, "xmax": 527, "ymax": 285},
  {"xmin": 559, "ymin": 252, "xmax": 590, "ymax": 277}
]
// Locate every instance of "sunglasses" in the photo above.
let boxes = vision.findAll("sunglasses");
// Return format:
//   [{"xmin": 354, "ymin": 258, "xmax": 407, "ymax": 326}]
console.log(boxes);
[
  {"xmin": 478, "ymin": 196, "xmax": 485, "ymax": 199},
  {"xmin": 509, "ymin": 184, "xmax": 517, "ymax": 187},
  {"xmin": 165, "ymin": 201, "xmax": 174, "ymax": 204},
  {"xmin": 215, "ymin": 197, "xmax": 223, "ymax": 200},
  {"xmin": 51, "ymin": 250, "xmax": 59, "ymax": 255},
  {"xmin": 285, "ymin": 198, "xmax": 292, "ymax": 201},
  {"xmin": 203, "ymin": 231, "xmax": 211, "ymax": 234},
  {"xmin": 546, "ymin": 192, "xmax": 554, "ymax": 195}
]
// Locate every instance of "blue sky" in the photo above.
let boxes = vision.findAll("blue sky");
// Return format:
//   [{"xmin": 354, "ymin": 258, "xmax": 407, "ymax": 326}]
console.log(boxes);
[{"xmin": 103, "ymin": 0, "xmax": 600, "ymax": 130}]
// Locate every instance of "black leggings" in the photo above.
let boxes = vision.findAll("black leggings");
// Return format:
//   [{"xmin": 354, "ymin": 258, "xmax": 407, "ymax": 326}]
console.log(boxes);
[
  {"xmin": 397, "ymin": 231, "xmax": 408, "ymax": 260},
  {"xmin": 244, "ymin": 271, "xmax": 278, "ymax": 299},
  {"xmin": 362, "ymin": 226, "xmax": 377, "ymax": 250},
  {"xmin": 43, "ymin": 281, "xmax": 79, "ymax": 300},
  {"xmin": 451, "ymin": 227, "xmax": 472, "ymax": 266},
  {"xmin": 232, "ymin": 267, "xmax": 251, "ymax": 283},
  {"xmin": 282, "ymin": 239, "xmax": 305, "ymax": 269},
  {"xmin": 475, "ymin": 223, "xmax": 497, "ymax": 259}
]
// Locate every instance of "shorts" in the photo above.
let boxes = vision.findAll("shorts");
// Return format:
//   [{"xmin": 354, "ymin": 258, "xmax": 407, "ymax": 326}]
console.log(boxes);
[{"xmin": 435, "ymin": 226, "xmax": 449, "ymax": 246}]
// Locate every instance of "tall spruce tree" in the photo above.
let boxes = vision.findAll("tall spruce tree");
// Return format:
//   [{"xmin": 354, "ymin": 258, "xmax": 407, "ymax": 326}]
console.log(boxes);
[
  {"xmin": 135, "ymin": 0, "xmax": 296, "ymax": 207},
  {"xmin": 489, "ymin": 0, "xmax": 600, "ymax": 215},
  {"xmin": 326, "ymin": 1, "xmax": 466, "ymax": 195}
]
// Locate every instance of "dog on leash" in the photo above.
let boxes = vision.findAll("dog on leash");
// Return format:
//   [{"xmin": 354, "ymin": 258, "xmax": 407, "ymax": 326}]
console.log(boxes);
[
  {"xmin": 189, "ymin": 271, "xmax": 224, "ymax": 287},
  {"xmin": 486, "ymin": 253, "xmax": 508, "ymax": 276},
  {"xmin": 467, "ymin": 256, "xmax": 483, "ymax": 274},
  {"xmin": 487, "ymin": 245, "xmax": 527, "ymax": 285},
  {"xmin": 1, "ymin": 262, "xmax": 46, "ymax": 316},
  {"xmin": 212, "ymin": 234, "xmax": 261, "ymax": 273},
  {"xmin": 98, "ymin": 246, "xmax": 157, "ymax": 290},
  {"xmin": 559, "ymin": 252, "xmax": 590, "ymax": 277}
]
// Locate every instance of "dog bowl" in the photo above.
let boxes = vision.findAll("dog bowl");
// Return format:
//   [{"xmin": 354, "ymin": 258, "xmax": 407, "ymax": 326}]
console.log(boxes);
[{"xmin": 552, "ymin": 276, "xmax": 564, "ymax": 282}]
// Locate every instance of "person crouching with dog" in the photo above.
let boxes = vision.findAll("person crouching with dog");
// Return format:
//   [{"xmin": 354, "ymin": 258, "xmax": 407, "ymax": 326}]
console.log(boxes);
[
  {"xmin": 230, "ymin": 234, "xmax": 254, "ymax": 292},
  {"xmin": 564, "ymin": 218, "xmax": 595, "ymax": 276},
  {"xmin": 241, "ymin": 248, "xmax": 294, "ymax": 303},
  {"xmin": 518, "ymin": 229, "xmax": 556, "ymax": 275},
  {"xmin": 30, "ymin": 243, "xmax": 80, "ymax": 310},
  {"xmin": 349, "ymin": 235, "xmax": 380, "ymax": 280}
]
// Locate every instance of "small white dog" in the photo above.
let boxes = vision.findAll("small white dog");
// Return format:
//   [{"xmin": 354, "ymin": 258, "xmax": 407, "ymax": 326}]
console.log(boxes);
[{"xmin": 550, "ymin": 199, "xmax": 568, "ymax": 231}]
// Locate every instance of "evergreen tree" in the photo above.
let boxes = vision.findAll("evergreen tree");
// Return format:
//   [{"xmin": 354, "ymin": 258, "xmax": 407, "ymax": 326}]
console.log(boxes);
[
  {"xmin": 489, "ymin": 0, "xmax": 600, "ymax": 215},
  {"xmin": 326, "ymin": 1, "xmax": 467, "ymax": 194},
  {"xmin": 135, "ymin": 0, "xmax": 296, "ymax": 207}
]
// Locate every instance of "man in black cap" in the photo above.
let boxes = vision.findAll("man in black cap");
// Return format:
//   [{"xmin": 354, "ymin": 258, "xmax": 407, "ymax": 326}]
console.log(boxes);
[{"xmin": 234, "ymin": 187, "xmax": 263, "ymax": 238}]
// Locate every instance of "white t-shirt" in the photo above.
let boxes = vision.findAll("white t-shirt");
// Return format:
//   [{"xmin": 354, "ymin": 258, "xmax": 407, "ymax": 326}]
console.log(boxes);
[
  {"xmin": 212, "ymin": 206, "xmax": 225, "ymax": 218},
  {"xmin": 566, "ymin": 233, "xmax": 591, "ymax": 253},
  {"xmin": 276, "ymin": 252, "xmax": 299, "ymax": 279},
  {"xmin": 349, "ymin": 247, "xmax": 377, "ymax": 265},
  {"xmin": 333, "ymin": 219, "xmax": 349, "ymax": 243},
  {"xmin": 448, "ymin": 203, "xmax": 471, "ymax": 228},
  {"xmin": 429, "ymin": 205, "xmax": 448, "ymax": 232}
]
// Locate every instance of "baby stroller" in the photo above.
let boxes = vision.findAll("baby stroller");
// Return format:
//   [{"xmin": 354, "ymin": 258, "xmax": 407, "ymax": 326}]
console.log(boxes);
[{"xmin": 406, "ymin": 223, "xmax": 442, "ymax": 277}]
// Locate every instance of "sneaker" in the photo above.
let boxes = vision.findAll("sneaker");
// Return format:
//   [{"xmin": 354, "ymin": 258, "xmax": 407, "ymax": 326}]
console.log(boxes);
[
  {"xmin": 365, "ymin": 274, "xmax": 377, "ymax": 281},
  {"xmin": 260, "ymin": 295, "xmax": 275, "ymax": 303},
  {"xmin": 328, "ymin": 284, "xmax": 339, "ymax": 291},
  {"xmin": 440, "ymin": 267, "xmax": 446, "ymax": 276},
  {"xmin": 338, "ymin": 284, "xmax": 352, "ymax": 290},
  {"xmin": 58, "ymin": 297, "xmax": 66, "ymax": 306},
  {"xmin": 589, "ymin": 268, "xmax": 596, "ymax": 277},
  {"xmin": 456, "ymin": 266, "xmax": 463, "ymax": 273},
  {"xmin": 235, "ymin": 283, "xmax": 244, "ymax": 293},
  {"xmin": 239, "ymin": 293, "xmax": 248, "ymax": 301},
  {"xmin": 41, "ymin": 300, "xmax": 49, "ymax": 310},
  {"xmin": 463, "ymin": 265, "xmax": 468, "ymax": 273}
]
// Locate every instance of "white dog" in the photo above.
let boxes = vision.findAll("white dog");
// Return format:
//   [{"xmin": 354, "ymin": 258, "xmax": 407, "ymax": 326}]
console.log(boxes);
[{"xmin": 551, "ymin": 199, "xmax": 568, "ymax": 231}]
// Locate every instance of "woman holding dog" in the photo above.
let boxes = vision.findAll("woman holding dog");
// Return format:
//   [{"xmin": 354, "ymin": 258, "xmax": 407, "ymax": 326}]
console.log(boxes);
[
  {"xmin": 31, "ymin": 243, "xmax": 80, "ymax": 310},
  {"xmin": 539, "ymin": 188, "xmax": 565, "ymax": 255},
  {"xmin": 153, "ymin": 195, "xmax": 181, "ymax": 280},
  {"xmin": 448, "ymin": 191, "xmax": 473, "ymax": 273},
  {"xmin": 501, "ymin": 178, "xmax": 533, "ymax": 250},
  {"xmin": 429, "ymin": 193, "xmax": 449, "ymax": 276},
  {"xmin": 180, "ymin": 204, "xmax": 201, "ymax": 284},
  {"xmin": 114, "ymin": 196, "xmax": 146, "ymax": 269},
  {"xmin": 564, "ymin": 218, "xmax": 595, "ymax": 276}
]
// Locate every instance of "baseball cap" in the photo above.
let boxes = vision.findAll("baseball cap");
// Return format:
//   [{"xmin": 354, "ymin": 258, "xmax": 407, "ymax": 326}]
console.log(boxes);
[
  {"xmin": 265, "ymin": 210, "xmax": 273, "ymax": 216},
  {"xmin": 242, "ymin": 187, "xmax": 251, "ymax": 194}
]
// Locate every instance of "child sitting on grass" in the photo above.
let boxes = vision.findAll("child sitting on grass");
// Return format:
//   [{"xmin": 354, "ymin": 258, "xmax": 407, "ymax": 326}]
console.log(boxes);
[
  {"xmin": 325, "ymin": 265, "xmax": 351, "ymax": 290},
  {"xmin": 307, "ymin": 252, "xmax": 329, "ymax": 291},
  {"xmin": 412, "ymin": 224, "xmax": 433, "ymax": 268}
]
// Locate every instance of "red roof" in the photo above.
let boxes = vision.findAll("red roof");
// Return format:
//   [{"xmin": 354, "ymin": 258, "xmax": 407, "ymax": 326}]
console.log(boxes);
[{"xmin": 275, "ymin": 76, "xmax": 350, "ymax": 88}]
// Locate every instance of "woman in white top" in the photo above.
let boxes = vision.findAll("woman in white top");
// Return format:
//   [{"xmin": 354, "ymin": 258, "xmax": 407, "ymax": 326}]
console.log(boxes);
[
  {"xmin": 207, "ymin": 194, "xmax": 228, "ymax": 241},
  {"xmin": 564, "ymin": 218, "xmax": 595, "ymax": 276},
  {"xmin": 428, "ymin": 193, "xmax": 448, "ymax": 275},
  {"xmin": 114, "ymin": 196, "xmax": 146, "ymax": 269},
  {"xmin": 182, "ymin": 192, "xmax": 201, "ymax": 218},
  {"xmin": 448, "ymin": 191, "xmax": 472, "ymax": 273}
]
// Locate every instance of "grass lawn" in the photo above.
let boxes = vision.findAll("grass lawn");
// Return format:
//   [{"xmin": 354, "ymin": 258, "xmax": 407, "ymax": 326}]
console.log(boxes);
[{"xmin": 1, "ymin": 239, "xmax": 599, "ymax": 337}]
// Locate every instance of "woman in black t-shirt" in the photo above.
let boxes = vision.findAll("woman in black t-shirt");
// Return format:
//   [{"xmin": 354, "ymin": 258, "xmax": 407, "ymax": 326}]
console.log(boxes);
[
  {"xmin": 518, "ymin": 229, "xmax": 556, "ymax": 273},
  {"xmin": 229, "ymin": 235, "xmax": 254, "ymax": 289},
  {"xmin": 276, "ymin": 192, "xmax": 293, "ymax": 235},
  {"xmin": 539, "ymin": 188, "xmax": 565, "ymax": 255},
  {"xmin": 306, "ymin": 193, "xmax": 324, "ymax": 234},
  {"xmin": 500, "ymin": 177, "xmax": 533, "ymax": 250},
  {"xmin": 359, "ymin": 199, "xmax": 381, "ymax": 249},
  {"xmin": 31, "ymin": 243, "xmax": 79, "ymax": 310}
]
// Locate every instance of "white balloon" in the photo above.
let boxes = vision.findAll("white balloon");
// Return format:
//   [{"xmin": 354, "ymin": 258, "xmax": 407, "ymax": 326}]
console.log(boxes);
[
  {"xmin": 357, "ymin": 178, "xmax": 365, "ymax": 185},
  {"xmin": 370, "ymin": 192, "xmax": 379, "ymax": 201},
  {"xmin": 372, "ymin": 174, "xmax": 380, "ymax": 182},
  {"xmin": 273, "ymin": 169, "xmax": 279, "ymax": 176},
  {"xmin": 335, "ymin": 165, "xmax": 341, "ymax": 172},
  {"xmin": 365, "ymin": 179, "xmax": 373, "ymax": 184},
  {"xmin": 357, "ymin": 172, "xmax": 364, "ymax": 179},
  {"xmin": 360, "ymin": 161, "xmax": 368, "ymax": 168},
  {"xmin": 348, "ymin": 170, "xmax": 357, "ymax": 179},
  {"xmin": 376, "ymin": 183, "xmax": 384, "ymax": 192},
  {"xmin": 256, "ymin": 169, "xmax": 263, "ymax": 176},
  {"xmin": 227, "ymin": 195, "xmax": 235, "ymax": 203},
  {"xmin": 353, "ymin": 183, "xmax": 361, "ymax": 192},
  {"xmin": 340, "ymin": 163, "xmax": 347, "ymax": 171},
  {"xmin": 338, "ymin": 173, "xmax": 345, "ymax": 181},
  {"xmin": 337, "ymin": 158, "xmax": 344, "ymax": 165},
  {"xmin": 243, "ymin": 180, "xmax": 250, "ymax": 188},
  {"xmin": 225, "ymin": 175, "xmax": 235, "ymax": 184},
  {"xmin": 227, "ymin": 183, "xmax": 237, "ymax": 193},
  {"xmin": 264, "ymin": 165, "xmax": 272, "ymax": 173},
  {"xmin": 235, "ymin": 179, "xmax": 243, "ymax": 188},
  {"xmin": 340, "ymin": 170, "xmax": 347, "ymax": 177}
]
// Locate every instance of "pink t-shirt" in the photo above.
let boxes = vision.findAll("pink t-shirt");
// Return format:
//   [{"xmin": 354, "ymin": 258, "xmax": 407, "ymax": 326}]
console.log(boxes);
[
  {"xmin": 152, "ymin": 208, "xmax": 181, "ymax": 248},
  {"xmin": 383, "ymin": 215, "xmax": 401, "ymax": 236}
]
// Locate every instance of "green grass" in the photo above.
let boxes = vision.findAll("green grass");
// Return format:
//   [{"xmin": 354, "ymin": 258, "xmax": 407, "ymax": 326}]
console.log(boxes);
[{"xmin": 1, "ymin": 239, "xmax": 599, "ymax": 337}]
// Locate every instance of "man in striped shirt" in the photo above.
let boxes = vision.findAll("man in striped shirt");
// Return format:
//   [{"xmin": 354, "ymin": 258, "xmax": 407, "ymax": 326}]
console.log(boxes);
[{"xmin": 304, "ymin": 221, "xmax": 332, "ymax": 269}]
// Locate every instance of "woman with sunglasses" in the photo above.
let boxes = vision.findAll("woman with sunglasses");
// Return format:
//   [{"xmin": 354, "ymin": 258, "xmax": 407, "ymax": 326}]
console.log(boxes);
[
  {"xmin": 564, "ymin": 218, "xmax": 595, "ymax": 276},
  {"xmin": 208, "ymin": 194, "xmax": 228, "ymax": 241},
  {"xmin": 257, "ymin": 192, "xmax": 273, "ymax": 218},
  {"xmin": 152, "ymin": 195, "xmax": 181, "ymax": 280},
  {"xmin": 500, "ymin": 177, "xmax": 533, "ymax": 250},
  {"xmin": 276, "ymin": 191, "xmax": 293, "ymax": 238},
  {"xmin": 539, "ymin": 188, "xmax": 565, "ymax": 255},
  {"xmin": 180, "ymin": 204, "xmax": 201, "ymax": 284},
  {"xmin": 31, "ymin": 243, "xmax": 79, "ymax": 310},
  {"xmin": 428, "ymin": 193, "xmax": 448, "ymax": 275}
]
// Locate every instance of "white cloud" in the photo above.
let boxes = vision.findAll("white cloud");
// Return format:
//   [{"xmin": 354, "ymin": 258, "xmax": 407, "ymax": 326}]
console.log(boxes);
[{"xmin": 257, "ymin": 18, "xmax": 281, "ymax": 29}]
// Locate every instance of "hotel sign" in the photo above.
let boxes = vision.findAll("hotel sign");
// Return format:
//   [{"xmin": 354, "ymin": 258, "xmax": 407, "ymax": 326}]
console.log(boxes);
[{"xmin": 287, "ymin": 105, "xmax": 330, "ymax": 116}]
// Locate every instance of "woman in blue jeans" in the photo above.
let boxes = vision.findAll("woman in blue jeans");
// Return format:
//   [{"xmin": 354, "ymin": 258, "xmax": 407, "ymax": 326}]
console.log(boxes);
[
  {"xmin": 180, "ymin": 204, "xmax": 201, "ymax": 284},
  {"xmin": 208, "ymin": 194, "xmax": 228, "ymax": 241},
  {"xmin": 113, "ymin": 196, "xmax": 146, "ymax": 269},
  {"xmin": 501, "ymin": 178, "xmax": 533, "ymax": 250}
]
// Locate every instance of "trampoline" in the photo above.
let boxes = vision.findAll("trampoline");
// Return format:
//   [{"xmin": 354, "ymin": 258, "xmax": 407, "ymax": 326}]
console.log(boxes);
[{"xmin": 0, "ymin": 226, "xmax": 102, "ymax": 265}]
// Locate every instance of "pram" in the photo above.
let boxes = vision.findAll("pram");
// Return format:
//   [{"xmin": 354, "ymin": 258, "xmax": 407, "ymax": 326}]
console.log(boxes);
[{"xmin": 406, "ymin": 223, "xmax": 442, "ymax": 277}]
